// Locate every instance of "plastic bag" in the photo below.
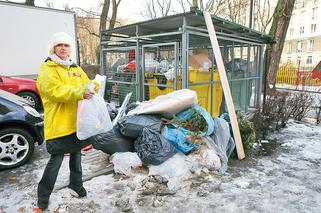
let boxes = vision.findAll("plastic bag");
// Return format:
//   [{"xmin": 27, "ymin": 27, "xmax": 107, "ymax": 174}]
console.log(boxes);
[
  {"xmin": 134, "ymin": 127, "xmax": 176, "ymax": 165},
  {"xmin": 110, "ymin": 152, "xmax": 142, "ymax": 176},
  {"xmin": 188, "ymin": 142, "xmax": 221, "ymax": 171},
  {"xmin": 118, "ymin": 114, "xmax": 162, "ymax": 139},
  {"xmin": 127, "ymin": 89, "xmax": 197, "ymax": 118},
  {"xmin": 77, "ymin": 94, "xmax": 113, "ymax": 140},
  {"xmin": 162, "ymin": 126, "xmax": 197, "ymax": 154},
  {"xmin": 206, "ymin": 117, "xmax": 236, "ymax": 174},
  {"xmin": 148, "ymin": 152, "xmax": 192, "ymax": 178},
  {"xmin": 88, "ymin": 126, "xmax": 134, "ymax": 154},
  {"xmin": 161, "ymin": 104, "xmax": 214, "ymax": 154},
  {"xmin": 148, "ymin": 152, "xmax": 195, "ymax": 190}
]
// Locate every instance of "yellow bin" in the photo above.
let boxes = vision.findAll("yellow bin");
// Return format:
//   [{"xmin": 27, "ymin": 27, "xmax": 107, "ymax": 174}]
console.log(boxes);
[{"xmin": 147, "ymin": 69, "xmax": 222, "ymax": 116}]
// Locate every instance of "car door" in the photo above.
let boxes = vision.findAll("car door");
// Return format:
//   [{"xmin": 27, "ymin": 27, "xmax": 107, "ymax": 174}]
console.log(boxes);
[
  {"xmin": 0, "ymin": 76, "xmax": 3, "ymax": 90},
  {"xmin": 0, "ymin": 76, "xmax": 18, "ymax": 94}
]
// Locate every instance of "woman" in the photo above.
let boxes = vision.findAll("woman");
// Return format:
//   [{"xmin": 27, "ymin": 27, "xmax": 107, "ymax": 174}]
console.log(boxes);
[{"xmin": 36, "ymin": 32, "xmax": 97, "ymax": 210}]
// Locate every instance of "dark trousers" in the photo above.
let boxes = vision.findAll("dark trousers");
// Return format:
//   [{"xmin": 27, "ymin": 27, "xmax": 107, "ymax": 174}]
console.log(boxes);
[{"xmin": 37, "ymin": 152, "xmax": 83, "ymax": 202}]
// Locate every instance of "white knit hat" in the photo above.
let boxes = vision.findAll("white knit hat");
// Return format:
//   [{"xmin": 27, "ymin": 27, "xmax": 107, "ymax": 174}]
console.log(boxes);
[{"xmin": 47, "ymin": 32, "xmax": 73, "ymax": 55}]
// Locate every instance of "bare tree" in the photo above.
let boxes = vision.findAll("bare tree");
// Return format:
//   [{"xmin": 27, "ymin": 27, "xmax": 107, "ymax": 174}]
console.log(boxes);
[
  {"xmin": 72, "ymin": 0, "xmax": 122, "ymax": 64},
  {"xmin": 254, "ymin": 0, "xmax": 273, "ymax": 33},
  {"xmin": 108, "ymin": 0, "xmax": 122, "ymax": 30},
  {"xmin": 189, "ymin": 0, "xmax": 205, "ymax": 9},
  {"xmin": 63, "ymin": 3, "xmax": 71, "ymax": 11},
  {"xmin": 264, "ymin": 0, "xmax": 295, "ymax": 87},
  {"xmin": 25, "ymin": 0, "xmax": 34, "ymax": 6},
  {"xmin": 100, "ymin": 0, "xmax": 111, "ymax": 31},
  {"xmin": 77, "ymin": 17, "xmax": 100, "ymax": 64},
  {"xmin": 141, "ymin": 0, "xmax": 172, "ymax": 19},
  {"xmin": 205, "ymin": 0, "xmax": 227, "ymax": 16},
  {"xmin": 177, "ymin": 0, "xmax": 192, "ymax": 12},
  {"xmin": 224, "ymin": 0, "xmax": 248, "ymax": 25},
  {"xmin": 192, "ymin": 0, "xmax": 198, "ymax": 7},
  {"xmin": 99, "ymin": 0, "xmax": 122, "ymax": 32},
  {"xmin": 45, "ymin": 2, "xmax": 54, "ymax": 8}
]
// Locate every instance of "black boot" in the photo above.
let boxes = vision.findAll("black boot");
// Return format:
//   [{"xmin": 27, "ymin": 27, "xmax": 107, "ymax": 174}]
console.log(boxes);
[
  {"xmin": 68, "ymin": 185, "xmax": 87, "ymax": 197},
  {"xmin": 37, "ymin": 199, "xmax": 49, "ymax": 210}
]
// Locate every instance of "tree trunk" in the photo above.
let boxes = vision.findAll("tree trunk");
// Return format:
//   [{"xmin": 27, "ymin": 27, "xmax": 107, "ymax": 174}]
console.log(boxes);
[
  {"xmin": 105, "ymin": 0, "xmax": 121, "ymax": 40},
  {"xmin": 192, "ymin": 0, "xmax": 198, "ymax": 7},
  {"xmin": 100, "ymin": 0, "xmax": 111, "ymax": 31},
  {"xmin": 264, "ymin": 0, "xmax": 295, "ymax": 87},
  {"xmin": 25, "ymin": 0, "xmax": 35, "ymax": 6}
]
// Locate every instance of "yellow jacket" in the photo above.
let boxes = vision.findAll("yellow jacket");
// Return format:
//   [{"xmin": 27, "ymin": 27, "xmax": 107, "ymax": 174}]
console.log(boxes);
[{"xmin": 37, "ymin": 60, "xmax": 90, "ymax": 140}]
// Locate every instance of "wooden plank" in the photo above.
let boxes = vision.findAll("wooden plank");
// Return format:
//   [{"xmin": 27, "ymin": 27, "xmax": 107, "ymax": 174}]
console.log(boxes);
[{"xmin": 204, "ymin": 12, "xmax": 245, "ymax": 159}]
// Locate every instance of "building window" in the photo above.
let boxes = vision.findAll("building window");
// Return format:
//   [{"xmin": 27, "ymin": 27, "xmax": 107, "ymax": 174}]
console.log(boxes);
[
  {"xmin": 312, "ymin": 7, "xmax": 318, "ymax": 19},
  {"xmin": 287, "ymin": 43, "xmax": 292, "ymax": 53},
  {"xmin": 308, "ymin": 40, "xmax": 314, "ymax": 52},
  {"xmin": 297, "ymin": 41, "xmax": 303, "ymax": 52},
  {"xmin": 300, "ymin": 26, "xmax": 304, "ymax": 34},
  {"xmin": 289, "ymin": 28, "xmax": 294, "ymax": 35},
  {"xmin": 311, "ymin": 24, "xmax": 316, "ymax": 33},
  {"xmin": 307, "ymin": 56, "xmax": 312, "ymax": 64}
]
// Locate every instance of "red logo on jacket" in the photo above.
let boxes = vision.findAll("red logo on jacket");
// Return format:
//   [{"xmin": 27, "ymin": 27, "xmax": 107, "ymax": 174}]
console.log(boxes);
[{"xmin": 73, "ymin": 73, "xmax": 81, "ymax": 77}]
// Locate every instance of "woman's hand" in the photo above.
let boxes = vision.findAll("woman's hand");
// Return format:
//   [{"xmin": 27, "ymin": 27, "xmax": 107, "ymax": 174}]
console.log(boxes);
[
  {"xmin": 83, "ymin": 90, "xmax": 95, "ymax": 99},
  {"xmin": 94, "ymin": 86, "xmax": 99, "ymax": 93}
]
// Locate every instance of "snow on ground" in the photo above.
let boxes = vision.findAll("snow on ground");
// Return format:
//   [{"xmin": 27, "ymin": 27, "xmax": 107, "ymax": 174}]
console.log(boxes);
[
  {"xmin": 1, "ymin": 120, "xmax": 321, "ymax": 212},
  {"xmin": 276, "ymin": 84, "xmax": 321, "ymax": 93}
]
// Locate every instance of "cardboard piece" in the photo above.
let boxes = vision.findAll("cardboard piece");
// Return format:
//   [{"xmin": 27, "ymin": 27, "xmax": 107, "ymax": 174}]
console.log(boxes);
[{"xmin": 189, "ymin": 53, "xmax": 212, "ymax": 71}]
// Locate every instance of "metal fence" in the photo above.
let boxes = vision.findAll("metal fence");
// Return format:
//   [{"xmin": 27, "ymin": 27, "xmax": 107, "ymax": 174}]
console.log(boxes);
[{"xmin": 276, "ymin": 63, "xmax": 321, "ymax": 94}]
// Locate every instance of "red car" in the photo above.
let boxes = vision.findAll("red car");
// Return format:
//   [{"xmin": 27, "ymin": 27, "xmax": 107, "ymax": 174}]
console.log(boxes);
[{"xmin": 0, "ymin": 75, "xmax": 42, "ymax": 110}]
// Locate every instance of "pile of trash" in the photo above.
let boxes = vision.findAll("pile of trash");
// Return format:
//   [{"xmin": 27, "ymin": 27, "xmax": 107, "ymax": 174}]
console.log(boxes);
[{"xmin": 86, "ymin": 89, "xmax": 235, "ymax": 191}]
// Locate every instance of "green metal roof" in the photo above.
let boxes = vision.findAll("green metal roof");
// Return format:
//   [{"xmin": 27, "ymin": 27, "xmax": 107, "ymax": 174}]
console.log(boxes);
[{"xmin": 101, "ymin": 8, "xmax": 273, "ymax": 44}]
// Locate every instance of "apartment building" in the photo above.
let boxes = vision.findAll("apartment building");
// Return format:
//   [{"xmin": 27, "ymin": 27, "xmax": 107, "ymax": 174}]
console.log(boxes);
[{"xmin": 281, "ymin": 0, "xmax": 321, "ymax": 66}]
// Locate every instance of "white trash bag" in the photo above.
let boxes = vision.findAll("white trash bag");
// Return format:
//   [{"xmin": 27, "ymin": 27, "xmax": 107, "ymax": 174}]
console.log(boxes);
[
  {"xmin": 77, "ymin": 93, "xmax": 112, "ymax": 140},
  {"xmin": 110, "ymin": 152, "xmax": 142, "ymax": 176}
]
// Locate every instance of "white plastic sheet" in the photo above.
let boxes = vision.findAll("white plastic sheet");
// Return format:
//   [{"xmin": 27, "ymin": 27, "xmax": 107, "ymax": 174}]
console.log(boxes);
[
  {"xmin": 189, "ymin": 142, "xmax": 221, "ymax": 171},
  {"xmin": 77, "ymin": 94, "xmax": 112, "ymax": 140},
  {"xmin": 93, "ymin": 74, "xmax": 107, "ymax": 98},
  {"xmin": 127, "ymin": 89, "xmax": 197, "ymax": 118},
  {"xmin": 110, "ymin": 152, "xmax": 142, "ymax": 176},
  {"xmin": 148, "ymin": 152, "xmax": 196, "ymax": 190}
]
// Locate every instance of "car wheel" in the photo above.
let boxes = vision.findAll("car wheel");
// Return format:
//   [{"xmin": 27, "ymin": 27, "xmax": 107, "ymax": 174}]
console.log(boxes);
[
  {"xmin": 17, "ymin": 91, "xmax": 41, "ymax": 111},
  {"xmin": 0, "ymin": 127, "xmax": 35, "ymax": 170}
]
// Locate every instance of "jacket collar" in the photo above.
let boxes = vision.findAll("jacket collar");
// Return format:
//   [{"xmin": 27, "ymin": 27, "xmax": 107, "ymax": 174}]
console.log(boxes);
[{"xmin": 45, "ymin": 57, "xmax": 77, "ymax": 68}]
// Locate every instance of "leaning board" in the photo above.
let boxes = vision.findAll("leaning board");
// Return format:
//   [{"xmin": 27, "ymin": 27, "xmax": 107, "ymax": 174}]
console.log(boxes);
[{"xmin": 204, "ymin": 12, "xmax": 245, "ymax": 159}]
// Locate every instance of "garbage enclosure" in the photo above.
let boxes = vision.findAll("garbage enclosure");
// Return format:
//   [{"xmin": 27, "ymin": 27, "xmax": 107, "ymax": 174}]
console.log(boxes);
[{"xmin": 100, "ymin": 9, "xmax": 273, "ymax": 115}]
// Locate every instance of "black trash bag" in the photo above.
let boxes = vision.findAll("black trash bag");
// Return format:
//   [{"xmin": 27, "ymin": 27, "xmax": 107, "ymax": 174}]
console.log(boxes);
[
  {"xmin": 125, "ymin": 102, "xmax": 139, "ymax": 115},
  {"xmin": 106, "ymin": 103, "xmax": 118, "ymax": 121},
  {"xmin": 118, "ymin": 114, "xmax": 162, "ymax": 139},
  {"xmin": 134, "ymin": 127, "xmax": 176, "ymax": 165},
  {"xmin": 88, "ymin": 126, "xmax": 134, "ymax": 154}
]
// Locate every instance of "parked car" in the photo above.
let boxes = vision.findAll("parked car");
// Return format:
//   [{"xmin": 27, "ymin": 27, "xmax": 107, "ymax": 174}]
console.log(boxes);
[
  {"xmin": 0, "ymin": 75, "xmax": 42, "ymax": 110},
  {"xmin": 0, "ymin": 89, "xmax": 44, "ymax": 170}
]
